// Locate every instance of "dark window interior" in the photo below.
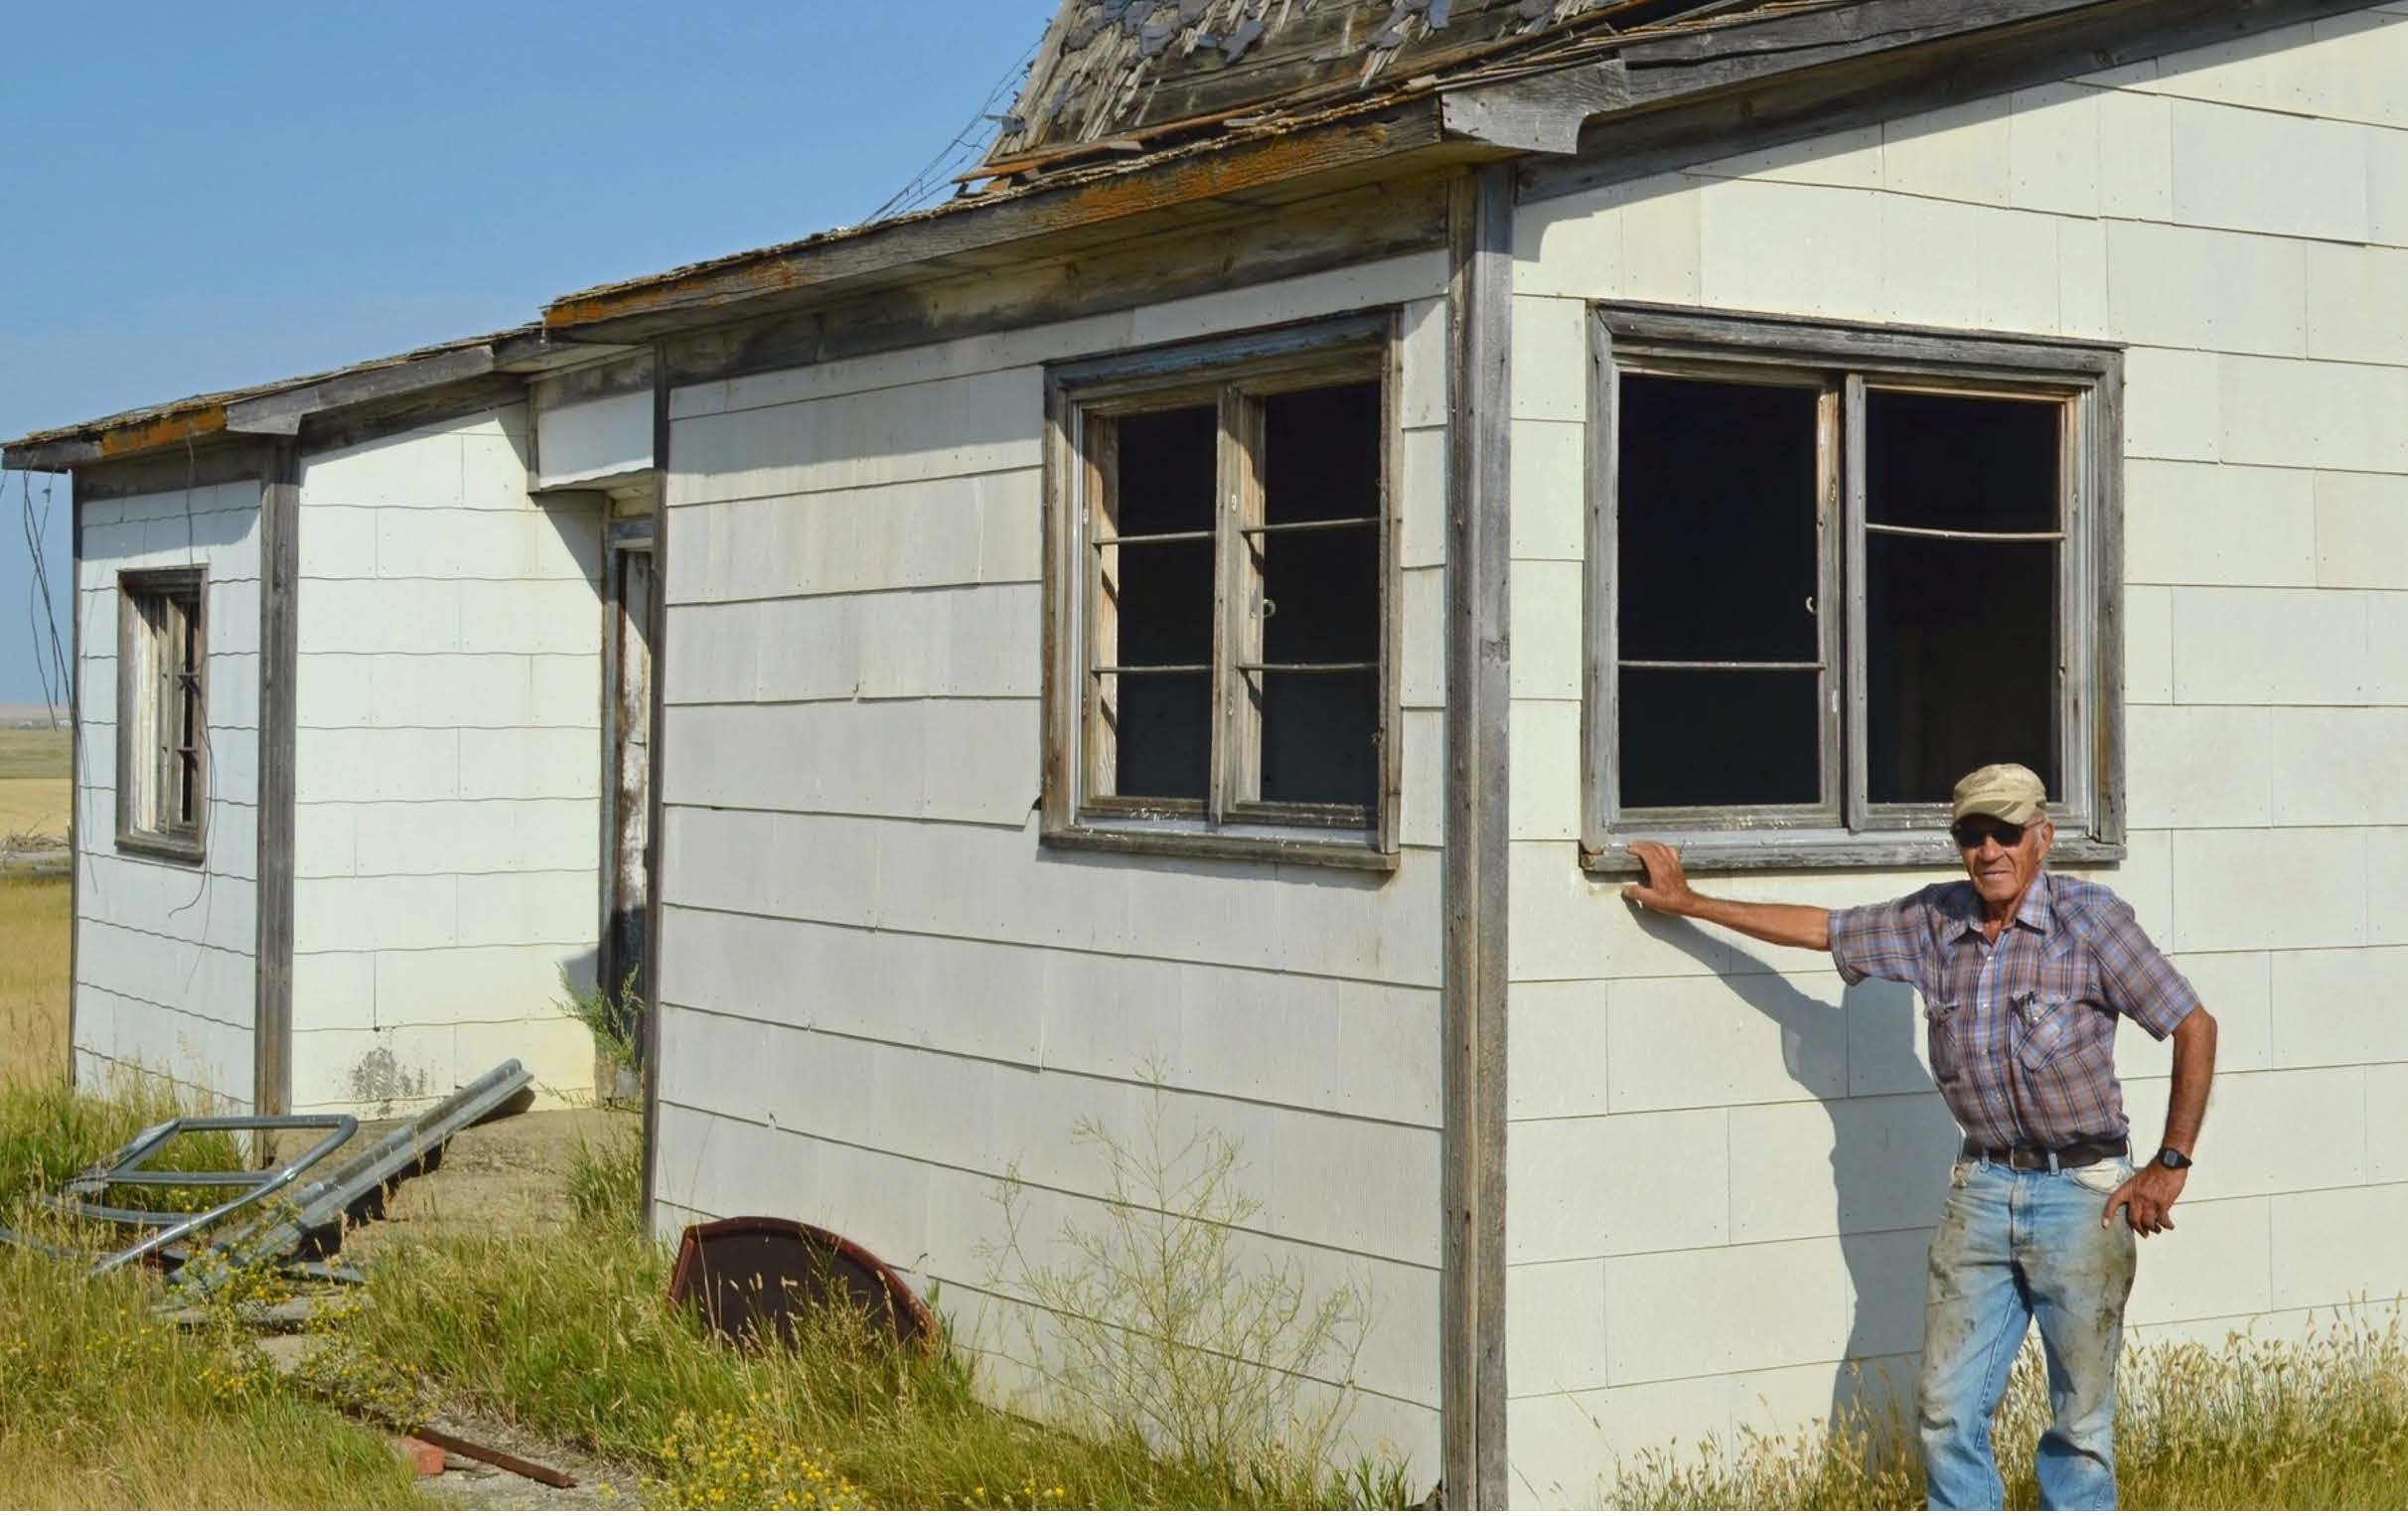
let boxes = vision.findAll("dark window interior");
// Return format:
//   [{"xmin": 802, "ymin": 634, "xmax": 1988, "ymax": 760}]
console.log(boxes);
[
  {"xmin": 172, "ymin": 595, "xmax": 202, "ymax": 830},
  {"xmin": 1258, "ymin": 382, "xmax": 1380, "ymax": 810},
  {"xmin": 1616, "ymin": 374, "xmax": 1822, "ymax": 809},
  {"xmin": 1866, "ymin": 390, "xmax": 2061, "ymax": 804},
  {"xmin": 1621, "ymin": 669, "xmax": 1822, "ymax": 809},
  {"xmin": 1109, "ymin": 405, "xmax": 1216, "ymax": 801}
]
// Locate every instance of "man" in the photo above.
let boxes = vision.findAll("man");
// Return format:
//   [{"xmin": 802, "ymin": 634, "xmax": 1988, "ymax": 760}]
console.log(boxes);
[{"xmin": 1621, "ymin": 762, "xmax": 2216, "ymax": 1512}]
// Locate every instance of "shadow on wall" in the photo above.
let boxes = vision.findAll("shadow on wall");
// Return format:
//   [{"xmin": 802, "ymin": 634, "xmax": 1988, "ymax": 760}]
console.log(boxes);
[{"xmin": 1640, "ymin": 913, "xmax": 1959, "ymax": 1440}]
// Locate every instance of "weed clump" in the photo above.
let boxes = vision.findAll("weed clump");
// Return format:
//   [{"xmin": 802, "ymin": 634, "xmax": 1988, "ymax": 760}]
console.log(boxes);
[
  {"xmin": 987, "ymin": 1093, "xmax": 1383, "ymax": 1506},
  {"xmin": 561, "ymin": 969, "xmax": 643, "ymax": 1105},
  {"xmin": 567, "ymin": 1112, "xmax": 645, "ymax": 1229},
  {"xmin": 1606, "ymin": 1308, "xmax": 2408, "ymax": 1510},
  {"xmin": 653, "ymin": 1408, "xmax": 873, "ymax": 1510}
]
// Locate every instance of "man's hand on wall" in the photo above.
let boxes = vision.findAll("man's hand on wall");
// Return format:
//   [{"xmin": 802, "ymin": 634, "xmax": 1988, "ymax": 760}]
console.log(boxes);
[{"xmin": 1621, "ymin": 840, "xmax": 1698, "ymax": 916}]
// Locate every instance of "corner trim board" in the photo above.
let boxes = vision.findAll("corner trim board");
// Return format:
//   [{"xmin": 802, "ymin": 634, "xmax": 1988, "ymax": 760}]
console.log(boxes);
[
  {"xmin": 66, "ymin": 472, "xmax": 82, "ymax": 1088},
  {"xmin": 254, "ymin": 441, "xmax": 300, "ymax": 1123},
  {"xmin": 1440, "ymin": 162, "xmax": 1511, "ymax": 1512},
  {"xmin": 638, "ymin": 348, "xmax": 671, "ymax": 1225}
]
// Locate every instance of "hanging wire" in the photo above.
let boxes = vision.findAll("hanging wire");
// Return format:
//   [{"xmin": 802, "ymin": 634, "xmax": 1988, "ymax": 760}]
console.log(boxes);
[
  {"xmin": 18, "ymin": 469, "xmax": 73, "ymax": 729},
  {"xmin": 865, "ymin": 37, "xmax": 1043, "ymax": 225}
]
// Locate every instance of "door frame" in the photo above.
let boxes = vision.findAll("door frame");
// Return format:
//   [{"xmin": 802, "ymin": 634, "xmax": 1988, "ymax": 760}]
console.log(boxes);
[{"xmin": 598, "ymin": 519, "xmax": 658, "ymax": 1026}]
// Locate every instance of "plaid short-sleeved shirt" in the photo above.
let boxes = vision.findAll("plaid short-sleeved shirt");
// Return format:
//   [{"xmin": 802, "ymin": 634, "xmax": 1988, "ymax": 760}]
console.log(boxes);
[{"xmin": 1829, "ymin": 871, "xmax": 2199, "ymax": 1152}]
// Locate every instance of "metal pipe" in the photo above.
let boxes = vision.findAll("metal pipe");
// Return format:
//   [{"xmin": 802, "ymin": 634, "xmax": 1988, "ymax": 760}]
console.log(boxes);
[
  {"xmin": 182, "ymin": 1060, "xmax": 531, "ymax": 1287},
  {"xmin": 1863, "ymin": 523, "xmax": 2065, "ymax": 542},
  {"xmin": 1237, "ymin": 516, "xmax": 1380, "ymax": 536},
  {"xmin": 1089, "ymin": 529, "xmax": 1215, "ymax": 546},
  {"xmin": 1617, "ymin": 660, "xmax": 1826, "ymax": 673}
]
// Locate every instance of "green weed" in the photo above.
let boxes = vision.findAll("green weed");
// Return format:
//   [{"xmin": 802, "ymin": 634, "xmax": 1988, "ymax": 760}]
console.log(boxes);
[{"xmin": 1606, "ymin": 1308, "xmax": 2408, "ymax": 1510}]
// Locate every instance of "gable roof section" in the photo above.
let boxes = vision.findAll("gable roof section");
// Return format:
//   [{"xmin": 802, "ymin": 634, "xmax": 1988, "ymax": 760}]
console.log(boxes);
[
  {"xmin": 13, "ymin": 0, "xmax": 2384, "ymax": 468},
  {"xmin": 551, "ymin": 0, "xmax": 2386, "ymax": 344},
  {"xmin": 980, "ymin": 0, "xmax": 1789, "ymax": 178}
]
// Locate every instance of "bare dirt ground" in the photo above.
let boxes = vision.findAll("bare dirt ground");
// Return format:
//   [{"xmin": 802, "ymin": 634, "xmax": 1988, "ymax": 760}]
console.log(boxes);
[{"xmin": 338, "ymin": 1104, "xmax": 632, "ymax": 1265}]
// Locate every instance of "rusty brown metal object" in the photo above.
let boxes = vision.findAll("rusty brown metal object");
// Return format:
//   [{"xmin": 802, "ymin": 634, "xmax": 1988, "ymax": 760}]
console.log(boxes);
[
  {"xmin": 667, "ymin": 1217, "xmax": 940, "ymax": 1353},
  {"xmin": 408, "ymin": 1426, "xmax": 575, "ymax": 1489}
]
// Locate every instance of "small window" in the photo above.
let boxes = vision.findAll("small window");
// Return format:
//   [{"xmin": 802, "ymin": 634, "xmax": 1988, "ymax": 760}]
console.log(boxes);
[
  {"xmin": 118, "ymin": 567, "xmax": 208, "ymax": 860},
  {"xmin": 1043, "ymin": 317, "xmax": 1396, "ymax": 866},
  {"xmin": 1586, "ymin": 308, "xmax": 2123, "ymax": 868}
]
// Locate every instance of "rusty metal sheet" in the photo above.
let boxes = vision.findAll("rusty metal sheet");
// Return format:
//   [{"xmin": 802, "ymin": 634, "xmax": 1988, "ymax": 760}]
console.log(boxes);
[{"xmin": 666, "ymin": 1217, "xmax": 940, "ymax": 1352}]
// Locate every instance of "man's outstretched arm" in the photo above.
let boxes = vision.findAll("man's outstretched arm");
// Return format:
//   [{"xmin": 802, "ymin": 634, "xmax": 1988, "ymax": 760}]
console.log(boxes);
[{"xmin": 1620, "ymin": 840, "xmax": 1833, "ymax": 953}]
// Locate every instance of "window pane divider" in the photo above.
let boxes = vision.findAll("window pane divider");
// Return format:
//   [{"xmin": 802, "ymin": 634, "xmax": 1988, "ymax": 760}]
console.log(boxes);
[
  {"xmin": 1091, "ymin": 529, "xmax": 1215, "ymax": 547},
  {"xmin": 1090, "ymin": 663, "xmax": 1211, "ymax": 676},
  {"xmin": 1236, "ymin": 517, "xmax": 1379, "ymax": 537},
  {"xmin": 1617, "ymin": 659, "xmax": 1824, "ymax": 673},
  {"xmin": 1842, "ymin": 372, "xmax": 1872, "ymax": 834},
  {"xmin": 1864, "ymin": 523, "xmax": 2065, "ymax": 543},
  {"xmin": 1236, "ymin": 661, "xmax": 1379, "ymax": 675}
]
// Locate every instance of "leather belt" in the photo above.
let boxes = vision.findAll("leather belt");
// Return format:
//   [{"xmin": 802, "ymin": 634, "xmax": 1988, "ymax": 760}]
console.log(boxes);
[{"xmin": 1961, "ymin": 1137, "xmax": 2129, "ymax": 1171}]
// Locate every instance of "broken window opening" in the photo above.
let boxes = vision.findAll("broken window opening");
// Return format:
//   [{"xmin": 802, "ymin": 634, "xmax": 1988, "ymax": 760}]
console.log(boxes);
[
  {"xmin": 1615, "ymin": 374, "xmax": 1825, "ymax": 810},
  {"xmin": 1866, "ymin": 389, "xmax": 2064, "ymax": 805},
  {"xmin": 1587, "ymin": 308, "xmax": 2119, "ymax": 859}
]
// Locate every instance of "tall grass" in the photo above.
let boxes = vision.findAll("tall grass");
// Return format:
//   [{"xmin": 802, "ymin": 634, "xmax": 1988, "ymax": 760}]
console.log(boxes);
[
  {"xmin": 327, "ymin": 1117, "xmax": 1403, "ymax": 1510},
  {"xmin": 0, "ymin": 1074, "xmax": 422, "ymax": 1510},
  {"xmin": 1608, "ymin": 1310, "xmax": 2408, "ymax": 1510},
  {"xmin": 0, "ymin": 1247, "xmax": 423, "ymax": 1509},
  {"xmin": 0, "ymin": 877, "xmax": 69, "ymax": 1087}
]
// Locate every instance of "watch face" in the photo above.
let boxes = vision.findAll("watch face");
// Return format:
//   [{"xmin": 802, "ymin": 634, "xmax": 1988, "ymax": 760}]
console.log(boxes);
[{"xmin": 2157, "ymin": 1147, "xmax": 2191, "ymax": 1170}]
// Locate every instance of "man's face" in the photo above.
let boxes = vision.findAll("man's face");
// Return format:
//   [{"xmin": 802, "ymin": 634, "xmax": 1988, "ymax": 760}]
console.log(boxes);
[{"xmin": 1952, "ymin": 812, "xmax": 2053, "ymax": 910}]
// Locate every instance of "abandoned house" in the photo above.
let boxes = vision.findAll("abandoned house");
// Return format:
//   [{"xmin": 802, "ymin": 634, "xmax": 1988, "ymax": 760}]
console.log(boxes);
[
  {"xmin": 12, "ymin": 0, "xmax": 2408, "ymax": 1504},
  {"xmin": 2, "ymin": 332, "xmax": 663, "ymax": 1114}
]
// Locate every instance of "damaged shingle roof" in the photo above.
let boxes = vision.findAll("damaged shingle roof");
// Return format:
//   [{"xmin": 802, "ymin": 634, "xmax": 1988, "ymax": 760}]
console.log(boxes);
[{"xmin": 981, "ymin": 0, "xmax": 1807, "ymax": 177}]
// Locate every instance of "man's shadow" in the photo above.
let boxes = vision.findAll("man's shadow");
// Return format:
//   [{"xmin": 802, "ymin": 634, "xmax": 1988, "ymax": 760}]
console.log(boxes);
[{"xmin": 1635, "ymin": 907, "xmax": 1961, "ymax": 1442}]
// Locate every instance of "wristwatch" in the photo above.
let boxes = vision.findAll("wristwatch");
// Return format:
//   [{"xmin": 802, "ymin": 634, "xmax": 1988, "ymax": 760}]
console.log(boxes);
[{"xmin": 2154, "ymin": 1146, "xmax": 2192, "ymax": 1171}]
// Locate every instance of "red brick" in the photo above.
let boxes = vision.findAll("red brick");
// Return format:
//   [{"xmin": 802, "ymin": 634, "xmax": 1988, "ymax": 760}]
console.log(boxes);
[{"xmin": 392, "ymin": 1436, "xmax": 445, "ymax": 1478}]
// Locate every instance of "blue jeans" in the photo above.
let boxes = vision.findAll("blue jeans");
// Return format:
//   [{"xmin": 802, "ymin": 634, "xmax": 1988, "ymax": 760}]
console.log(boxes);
[{"xmin": 1918, "ymin": 1155, "xmax": 2138, "ymax": 1511}]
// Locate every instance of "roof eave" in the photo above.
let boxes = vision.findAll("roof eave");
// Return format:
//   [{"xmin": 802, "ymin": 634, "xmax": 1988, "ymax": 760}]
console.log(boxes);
[
  {"xmin": 542, "ymin": 96, "xmax": 1474, "ymax": 344},
  {"xmin": 1, "ymin": 327, "xmax": 626, "ymax": 474}
]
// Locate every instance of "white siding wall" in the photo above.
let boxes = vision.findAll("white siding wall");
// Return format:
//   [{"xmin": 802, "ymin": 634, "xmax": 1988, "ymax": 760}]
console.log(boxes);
[
  {"xmin": 1506, "ymin": 14, "xmax": 2408, "ymax": 1504},
  {"xmin": 291, "ymin": 404, "xmax": 605, "ymax": 1113},
  {"xmin": 73, "ymin": 479, "xmax": 261, "ymax": 1107},
  {"xmin": 655, "ymin": 256, "xmax": 1452, "ymax": 1476}
]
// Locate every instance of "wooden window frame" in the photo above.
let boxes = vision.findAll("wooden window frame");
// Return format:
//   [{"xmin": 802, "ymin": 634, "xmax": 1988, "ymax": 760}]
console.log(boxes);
[
  {"xmin": 116, "ymin": 565, "xmax": 210, "ymax": 864},
  {"xmin": 1582, "ymin": 305, "xmax": 2126, "ymax": 874},
  {"xmin": 1041, "ymin": 313, "xmax": 1402, "ymax": 872}
]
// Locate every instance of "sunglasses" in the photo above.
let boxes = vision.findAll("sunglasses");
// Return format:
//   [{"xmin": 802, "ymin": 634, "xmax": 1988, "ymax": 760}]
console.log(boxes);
[{"xmin": 1950, "ymin": 819, "xmax": 2028, "ymax": 850}]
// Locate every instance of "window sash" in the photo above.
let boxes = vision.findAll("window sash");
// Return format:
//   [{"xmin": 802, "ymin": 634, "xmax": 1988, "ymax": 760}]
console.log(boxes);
[
  {"xmin": 1050, "ymin": 319, "xmax": 1394, "ymax": 848},
  {"xmin": 117, "ymin": 568, "xmax": 208, "ymax": 858},
  {"xmin": 1585, "ymin": 305, "xmax": 2121, "ymax": 862}
]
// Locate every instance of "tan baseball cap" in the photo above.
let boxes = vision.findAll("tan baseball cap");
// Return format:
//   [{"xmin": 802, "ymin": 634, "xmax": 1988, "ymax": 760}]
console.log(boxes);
[{"xmin": 1951, "ymin": 762, "xmax": 2047, "ymax": 825}]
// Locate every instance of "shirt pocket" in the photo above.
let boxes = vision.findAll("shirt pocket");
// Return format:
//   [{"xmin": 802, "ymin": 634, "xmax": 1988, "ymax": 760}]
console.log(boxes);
[
  {"xmin": 2014, "ymin": 991, "xmax": 2082, "ymax": 1071},
  {"xmin": 1925, "ymin": 998, "xmax": 1965, "ymax": 1083}
]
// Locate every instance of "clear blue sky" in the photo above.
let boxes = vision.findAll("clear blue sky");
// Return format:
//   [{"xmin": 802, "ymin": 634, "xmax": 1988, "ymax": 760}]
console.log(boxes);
[{"xmin": 0, "ymin": 1, "xmax": 1058, "ymax": 706}]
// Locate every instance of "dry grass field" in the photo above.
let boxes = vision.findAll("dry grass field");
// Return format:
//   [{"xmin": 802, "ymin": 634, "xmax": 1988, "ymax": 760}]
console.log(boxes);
[
  {"xmin": 0, "ymin": 879, "xmax": 69, "ymax": 1088},
  {"xmin": 0, "ymin": 728, "xmax": 70, "ymax": 841},
  {"xmin": 0, "ymin": 727, "xmax": 72, "ymax": 1087}
]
